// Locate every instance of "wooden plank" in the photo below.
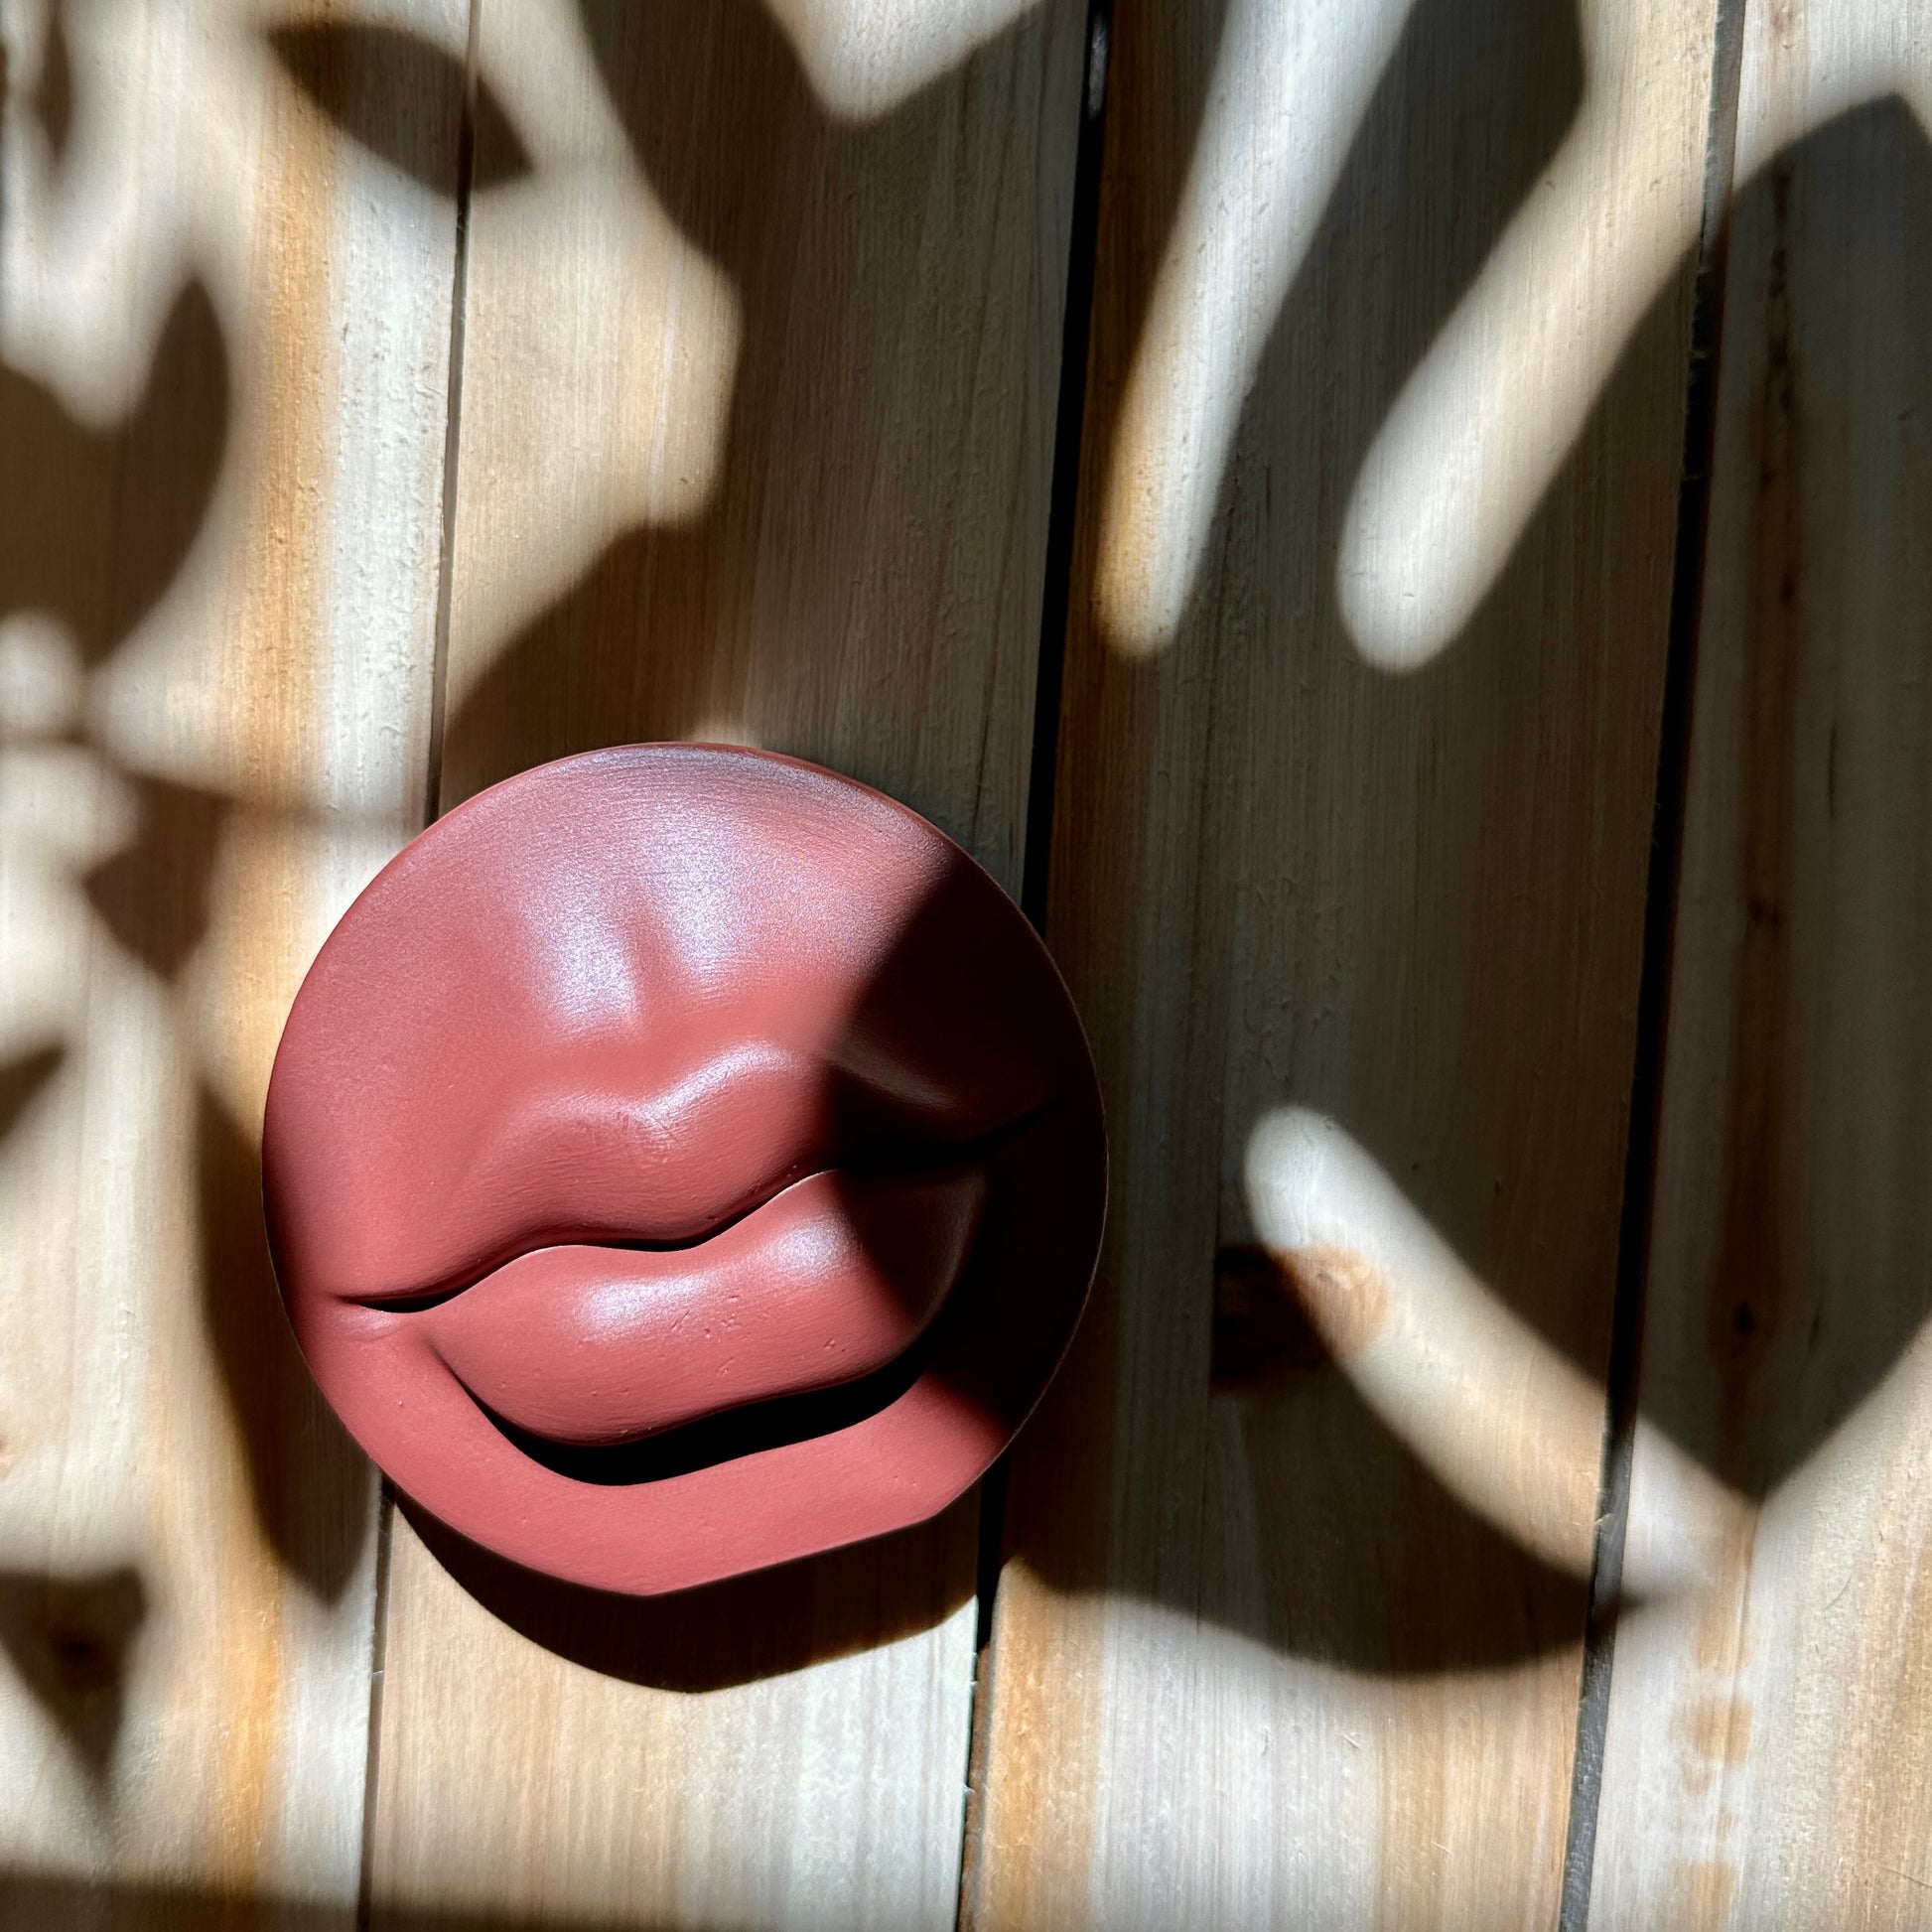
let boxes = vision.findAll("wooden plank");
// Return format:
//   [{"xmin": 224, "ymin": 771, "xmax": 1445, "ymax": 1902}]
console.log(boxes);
[
  {"xmin": 969, "ymin": 0, "xmax": 1723, "ymax": 1924},
  {"xmin": 1588, "ymin": 10, "xmax": 1932, "ymax": 1924},
  {"xmin": 366, "ymin": 0, "xmax": 1086, "ymax": 1923},
  {"xmin": 0, "ymin": 0, "xmax": 463, "ymax": 1917}
]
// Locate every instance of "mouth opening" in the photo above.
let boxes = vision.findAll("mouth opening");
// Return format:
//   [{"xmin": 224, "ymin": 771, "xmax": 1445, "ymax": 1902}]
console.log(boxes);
[{"xmin": 463, "ymin": 1307, "xmax": 954, "ymax": 1485}]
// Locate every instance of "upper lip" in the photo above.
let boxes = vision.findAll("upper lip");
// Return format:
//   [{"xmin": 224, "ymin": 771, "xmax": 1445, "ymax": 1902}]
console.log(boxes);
[{"xmin": 324, "ymin": 1031, "xmax": 1043, "ymax": 1309}]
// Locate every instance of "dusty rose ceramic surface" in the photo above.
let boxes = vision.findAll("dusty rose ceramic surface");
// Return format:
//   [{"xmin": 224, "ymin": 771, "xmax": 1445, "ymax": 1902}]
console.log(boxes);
[{"xmin": 263, "ymin": 745, "xmax": 1104, "ymax": 1595}]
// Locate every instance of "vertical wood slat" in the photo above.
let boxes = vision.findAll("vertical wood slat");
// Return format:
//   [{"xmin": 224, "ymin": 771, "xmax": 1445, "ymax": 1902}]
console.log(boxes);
[
  {"xmin": 969, "ymin": 0, "xmax": 1725, "ymax": 1924},
  {"xmin": 365, "ymin": 0, "xmax": 1087, "ymax": 1924},
  {"xmin": 0, "ymin": 0, "xmax": 463, "ymax": 1918},
  {"xmin": 1590, "ymin": 8, "xmax": 1932, "ymax": 1924}
]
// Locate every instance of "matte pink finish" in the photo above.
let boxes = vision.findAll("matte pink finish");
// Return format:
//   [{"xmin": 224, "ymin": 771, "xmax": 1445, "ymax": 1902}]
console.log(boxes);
[{"xmin": 264, "ymin": 746, "xmax": 1105, "ymax": 1595}]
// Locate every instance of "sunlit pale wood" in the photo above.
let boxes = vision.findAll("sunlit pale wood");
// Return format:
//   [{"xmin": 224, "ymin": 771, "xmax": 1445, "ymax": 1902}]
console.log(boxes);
[
  {"xmin": 1589, "ymin": 9, "xmax": 1932, "ymax": 1924},
  {"xmin": 968, "ymin": 0, "xmax": 1722, "ymax": 1923},
  {"xmin": 367, "ymin": 0, "xmax": 1087, "ymax": 1923},
  {"xmin": 0, "ymin": 0, "xmax": 463, "ymax": 1918}
]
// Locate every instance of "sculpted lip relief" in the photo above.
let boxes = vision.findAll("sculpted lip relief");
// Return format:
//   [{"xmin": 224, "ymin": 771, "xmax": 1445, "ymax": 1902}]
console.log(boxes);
[{"xmin": 263, "ymin": 745, "xmax": 1105, "ymax": 1595}]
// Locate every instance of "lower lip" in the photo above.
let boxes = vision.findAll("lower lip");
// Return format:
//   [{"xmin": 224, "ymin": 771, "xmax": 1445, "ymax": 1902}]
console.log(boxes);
[{"xmin": 420, "ymin": 1167, "xmax": 989, "ymax": 1448}]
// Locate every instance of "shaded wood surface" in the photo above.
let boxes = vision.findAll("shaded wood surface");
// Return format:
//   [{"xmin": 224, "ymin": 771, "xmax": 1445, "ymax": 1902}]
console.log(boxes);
[
  {"xmin": 0, "ymin": 0, "xmax": 463, "ymax": 1917},
  {"xmin": 1590, "ymin": 8, "xmax": 1932, "ymax": 1924},
  {"xmin": 365, "ymin": 0, "xmax": 1086, "ymax": 1926},
  {"xmin": 969, "ymin": 0, "xmax": 1723, "ymax": 1923}
]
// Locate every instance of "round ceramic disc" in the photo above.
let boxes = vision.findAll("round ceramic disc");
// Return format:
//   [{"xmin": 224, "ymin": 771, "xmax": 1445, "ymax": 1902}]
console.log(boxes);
[{"xmin": 264, "ymin": 745, "xmax": 1105, "ymax": 1595}]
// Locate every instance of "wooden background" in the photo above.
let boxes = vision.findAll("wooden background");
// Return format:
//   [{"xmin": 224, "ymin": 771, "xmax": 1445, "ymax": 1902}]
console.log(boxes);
[{"xmin": 1, "ymin": 0, "xmax": 1928, "ymax": 1925}]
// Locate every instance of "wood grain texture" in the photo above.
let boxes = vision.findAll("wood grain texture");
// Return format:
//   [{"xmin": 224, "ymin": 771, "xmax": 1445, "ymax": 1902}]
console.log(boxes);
[
  {"xmin": 0, "ymin": 0, "xmax": 462, "ymax": 1918},
  {"xmin": 367, "ymin": 0, "xmax": 1085, "ymax": 1924},
  {"xmin": 1589, "ymin": 9, "xmax": 1932, "ymax": 1925},
  {"xmin": 969, "ymin": 0, "xmax": 1722, "ymax": 1924}
]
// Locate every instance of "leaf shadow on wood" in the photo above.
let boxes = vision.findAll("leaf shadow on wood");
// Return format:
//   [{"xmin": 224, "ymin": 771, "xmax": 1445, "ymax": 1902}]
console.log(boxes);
[
  {"xmin": 268, "ymin": 22, "xmax": 530, "ymax": 196},
  {"xmin": 0, "ymin": 270, "xmax": 377, "ymax": 1598},
  {"xmin": 0, "ymin": 1043, "xmax": 66, "ymax": 1147},
  {"xmin": 30, "ymin": 0, "xmax": 72, "ymax": 166},
  {"xmin": 82, "ymin": 775, "xmax": 228, "ymax": 982},
  {"xmin": 0, "ymin": 1566, "xmax": 146, "ymax": 1789},
  {"xmin": 1019, "ymin": 4, "xmax": 1932, "ymax": 1681},
  {"xmin": 1, "ymin": 282, "xmax": 239, "ymax": 983},
  {"xmin": 198, "ymin": 1086, "xmax": 372, "ymax": 1600},
  {"xmin": 0, "ymin": 1871, "xmax": 747, "ymax": 1931},
  {"xmin": 0, "ymin": 281, "xmax": 225, "ymax": 669},
  {"xmin": 1637, "ymin": 96, "xmax": 1932, "ymax": 1501},
  {"xmin": 1015, "ymin": 0, "xmax": 1618, "ymax": 1678}
]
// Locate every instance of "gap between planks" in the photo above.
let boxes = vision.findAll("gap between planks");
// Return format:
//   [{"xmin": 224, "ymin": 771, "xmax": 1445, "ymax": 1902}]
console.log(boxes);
[
  {"xmin": 1555, "ymin": 2, "xmax": 1750, "ymax": 1925},
  {"xmin": 421, "ymin": 0, "xmax": 484, "ymax": 829},
  {"xmin": 954, "ymin": 3, "xmax": 1116, "ymax": 1926}
]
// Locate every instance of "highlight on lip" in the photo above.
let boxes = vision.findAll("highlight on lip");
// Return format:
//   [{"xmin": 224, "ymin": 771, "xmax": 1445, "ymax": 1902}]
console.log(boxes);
[{"xmin": 423, "ymin": 1167, "xmax": 989, "ymax": 1449}]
